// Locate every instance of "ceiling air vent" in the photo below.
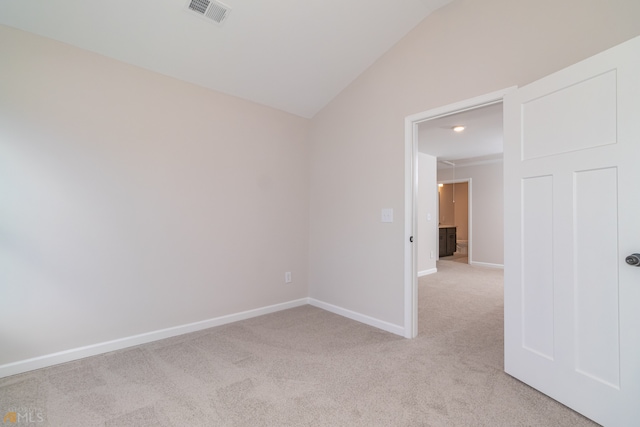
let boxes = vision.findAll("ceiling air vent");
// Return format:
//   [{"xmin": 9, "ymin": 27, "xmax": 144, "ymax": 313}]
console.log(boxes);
[{"xmin": 186, "ymin": 0, "xmax": 231, "ymax": 25}]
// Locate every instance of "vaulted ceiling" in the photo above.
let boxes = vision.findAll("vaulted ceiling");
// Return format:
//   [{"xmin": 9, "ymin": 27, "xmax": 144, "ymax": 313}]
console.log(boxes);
[{"xmin": 0, "ymin": 0, "xmax": 452, "ymax": 118}]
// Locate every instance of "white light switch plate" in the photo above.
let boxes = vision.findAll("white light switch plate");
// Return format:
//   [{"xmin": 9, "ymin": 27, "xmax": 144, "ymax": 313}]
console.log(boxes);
[{"xmin": 381, "ymin": 208, "xmax": 393, "ymax": 223}]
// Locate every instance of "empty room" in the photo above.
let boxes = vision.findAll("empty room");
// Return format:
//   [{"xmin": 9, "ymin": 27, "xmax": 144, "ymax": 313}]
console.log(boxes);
[{"xmin": 2, "ymin": 0, "xmax": 640, "ymax": 425}]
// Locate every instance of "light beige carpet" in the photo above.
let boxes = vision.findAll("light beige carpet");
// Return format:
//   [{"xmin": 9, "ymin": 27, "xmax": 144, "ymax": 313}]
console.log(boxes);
[
  {"xmin": 438, "ymin": 253, "xmax": 468, "ymax": 264},
  {"xmin": 0, "ymin": 262, "xmax": 598, "ymax": 426}
]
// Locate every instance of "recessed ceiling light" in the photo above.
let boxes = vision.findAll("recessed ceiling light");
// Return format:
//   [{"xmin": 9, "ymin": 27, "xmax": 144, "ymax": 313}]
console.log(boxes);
[{"xmin": 452, "ymin": 125, "xmax": 465, "ymax": 132}]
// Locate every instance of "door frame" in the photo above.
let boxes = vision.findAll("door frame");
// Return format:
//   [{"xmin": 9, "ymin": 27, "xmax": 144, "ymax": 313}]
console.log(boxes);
[{"xmin": 403, "ymin": 87, "xmax": 515, "ymax": 338}]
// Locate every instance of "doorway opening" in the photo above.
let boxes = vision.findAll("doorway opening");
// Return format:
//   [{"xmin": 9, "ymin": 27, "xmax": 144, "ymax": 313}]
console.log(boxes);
[
  {"xmin": 403, "ymin": 87, "xmax": 514, "ymax": 338},
  {"xmin": 438, "ymin": 179, "xmax": 470, "ymax": 265}
]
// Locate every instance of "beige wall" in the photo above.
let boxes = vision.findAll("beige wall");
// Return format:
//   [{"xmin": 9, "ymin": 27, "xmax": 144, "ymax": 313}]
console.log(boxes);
[
  {"xmin": 454, "ymin": 183, "xmax": 469, "ymax": 241},
  {"xmin": 438, "ymin": 184, "xmax": 455, "ymax": 227},
  {"xmin": 0, "ymin": 26, "xmax": 310, "ymax": 365},
  {"xmin": 438, "ymin": 182, "xmax": 468, "ymax": 241},
  {"xmin": 308, "ymin": 0, "xmax": 640, "ymax": 327}
]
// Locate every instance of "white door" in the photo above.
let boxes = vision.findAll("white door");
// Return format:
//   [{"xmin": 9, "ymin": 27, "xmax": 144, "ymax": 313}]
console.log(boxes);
[{"xmin": 504, "ymin": 36, "xmax": 640, "ymax": 426}]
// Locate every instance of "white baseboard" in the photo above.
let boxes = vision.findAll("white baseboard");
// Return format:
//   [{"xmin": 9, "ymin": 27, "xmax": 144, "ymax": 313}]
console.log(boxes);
[
  {"xmin": 308, "ymin": 298, "xmax": 405, "ymax": 336},
  {"xmin": 418, "ymin": 268, "xmax": 437, "ymax": 277},
  {"xmin": 0, "ymin": 298, "xmax": 308, "ymax": 379},
  {"xmin": 470, "ymin": 261, "xmax": 504, "ymax": 269},
  {"xmin": 1, "ymin": 297, "xmax": 406, "ymax": 378}
]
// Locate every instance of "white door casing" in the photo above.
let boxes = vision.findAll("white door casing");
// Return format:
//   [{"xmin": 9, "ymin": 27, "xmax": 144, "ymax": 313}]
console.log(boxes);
[
  {"xmin": 504, "ymin": 36, "xmax": 640, "ymax": 426},
  {"xmin": 404, "ymin": 88, "xmax": 514, "ymax": 339}
]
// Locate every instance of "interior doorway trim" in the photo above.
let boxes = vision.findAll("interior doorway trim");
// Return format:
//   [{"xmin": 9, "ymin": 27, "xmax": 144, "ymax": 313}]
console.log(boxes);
[{"xmin": 403, "ymin": 86, "xmax": 516, "ymax": 339}]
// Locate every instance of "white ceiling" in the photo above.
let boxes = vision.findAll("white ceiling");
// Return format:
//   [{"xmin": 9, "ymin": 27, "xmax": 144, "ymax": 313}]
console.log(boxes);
[
  {"xmin": 417, "ymin": 102, "xmax": 504, "ymax": 169},
  {"xmin": 0, "ymin": 0, "xmax": 452, "ymax": 118}
]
